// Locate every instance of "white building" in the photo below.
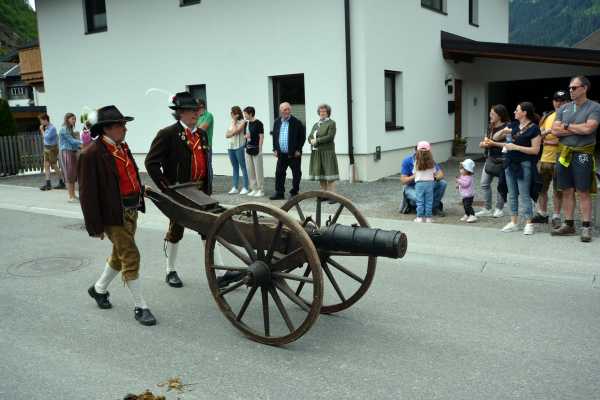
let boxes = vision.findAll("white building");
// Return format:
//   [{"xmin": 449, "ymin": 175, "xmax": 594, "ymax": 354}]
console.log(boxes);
[{"xmin": 35, "ymin": 0, "xmax": 600, "ymax": 181}]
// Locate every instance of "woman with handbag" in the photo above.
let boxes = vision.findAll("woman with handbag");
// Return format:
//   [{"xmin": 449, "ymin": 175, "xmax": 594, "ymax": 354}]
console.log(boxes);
[
  {"xmin": 308, "ymin": 104, "xmax": 339, "ymax": 200},
  {"xmin": 476, "ymin": 104, "xmax": 510, "ymax": 218},
  {"xmin": 485, "ymin": 102, "xmax": 542, "ymax": 235},
  {"xmin": 243, "ymin": 106, "xmax": 265, "ymax": 197}
]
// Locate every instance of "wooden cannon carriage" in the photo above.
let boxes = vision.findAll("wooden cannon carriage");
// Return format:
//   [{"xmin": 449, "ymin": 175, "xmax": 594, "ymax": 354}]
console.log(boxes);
[{"xmin": 145, "ymin": 183, "xmax": 408, "ymax": 345}]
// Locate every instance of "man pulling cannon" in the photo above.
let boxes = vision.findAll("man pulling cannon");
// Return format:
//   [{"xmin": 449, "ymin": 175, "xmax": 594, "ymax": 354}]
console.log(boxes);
[
  {"xmin": 79, "ymin": 105, "xmax": 156, "ymax": 326},
  {"xmin": 145, "ymin": 92, "xmax": 239, "ymax": 288}
]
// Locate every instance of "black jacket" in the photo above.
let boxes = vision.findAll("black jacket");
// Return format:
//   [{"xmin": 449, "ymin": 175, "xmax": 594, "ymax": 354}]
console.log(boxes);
[
  {"xmin": 145, "ymin": 122, "xmax": 212, "ymax": 195},
  {"xmin": 271, "ymin": 115, "xmax": 306, "ymax": 155},
  {"xmin": 78, "ymin": 139, "xmax": 145, "ymax": 237}
]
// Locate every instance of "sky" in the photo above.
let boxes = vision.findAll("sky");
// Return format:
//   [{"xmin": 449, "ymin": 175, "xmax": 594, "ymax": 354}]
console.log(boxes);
[{"xmin": 27, "ymin": 0, "xmax": 35, "ymax": 10}]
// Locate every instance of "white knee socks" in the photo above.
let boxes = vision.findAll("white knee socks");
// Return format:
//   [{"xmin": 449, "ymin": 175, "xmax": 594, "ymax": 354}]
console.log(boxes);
[
  {"xmin": 165, "ymin": 241, "xmax": 179, "ymax": 273},
  {"xmin": 126, "ymin": 278, "xmax": 148, "ymax": 309},
  {"xmin": 94, "ymin": 262, "xmax": 119, "ymax": 294}
]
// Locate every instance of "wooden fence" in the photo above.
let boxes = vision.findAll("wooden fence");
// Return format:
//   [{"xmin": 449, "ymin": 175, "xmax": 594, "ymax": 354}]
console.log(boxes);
[{"xmin": 0, "ymin": 133, "xmax": 44, "ymax": 176}]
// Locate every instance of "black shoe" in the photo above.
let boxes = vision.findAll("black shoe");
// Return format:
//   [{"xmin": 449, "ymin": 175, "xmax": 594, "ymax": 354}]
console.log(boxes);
[
  {"xmin": 217, "ymin": 271, "xmax": 244, "ymax": 289},
  {"xmin": 88, "ymin": 285, "xmax": 112, "ymax": 309},
  {"xmin": 269, "ymin": 193, "xmax": 285, "ymax": 200},
  {"xmin": 165, "ymin": 271, "xmax": 183, "ymax": 288},
  {"xmin": 53, "ymin": 181, "xmax": 66, "ymax": 189},
  {"xmin": 134, "ymin": 307, "xmax": 157, "ymax": 326},
  {"xmin": 531, "ymin": 213, "xmax": 549, "ymax": 224},
  {"xmin": 433, "ymin": 208, "xmax": 446, "ymax": 217},
  {"xmin": 40, "ymin": 181, "xmax": 51, "ymax": 191},
  {"xmin": 289, "ymin": 192, "xmax": 299, "ymax": 199}
]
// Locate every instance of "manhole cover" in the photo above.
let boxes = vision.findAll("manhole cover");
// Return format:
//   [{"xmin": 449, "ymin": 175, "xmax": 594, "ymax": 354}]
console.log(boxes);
[
  {"xmin": 8, "ymin": 257, "xmax": 91, "ymax": 278},
  {"xmin": 63, "ymin": 222, "xmax": 86, "ymax": 231}
]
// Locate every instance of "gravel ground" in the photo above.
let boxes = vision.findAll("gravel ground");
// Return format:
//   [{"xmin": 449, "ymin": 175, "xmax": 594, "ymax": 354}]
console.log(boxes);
[{"xmin": 1, "ymin": 158, "xmax": 595, "ymax": 233}]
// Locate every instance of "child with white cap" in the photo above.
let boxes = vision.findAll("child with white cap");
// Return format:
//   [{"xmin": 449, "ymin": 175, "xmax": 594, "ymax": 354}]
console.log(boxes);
[{"xmin": 457, "ymin": 159, "xmax": 477, "ymax": 223}]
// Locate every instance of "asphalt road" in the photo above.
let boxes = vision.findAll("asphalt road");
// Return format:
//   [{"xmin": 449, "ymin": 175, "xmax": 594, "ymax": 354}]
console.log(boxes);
[{"xmin": 0, "ymin": 207, "xmax": 598, "ymax": 400}]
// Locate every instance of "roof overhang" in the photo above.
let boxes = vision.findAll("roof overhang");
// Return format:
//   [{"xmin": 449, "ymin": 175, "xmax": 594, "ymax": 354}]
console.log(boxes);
[{"xmin": 442, "ymin": 31, "xmax": 600, "ymax": 67}]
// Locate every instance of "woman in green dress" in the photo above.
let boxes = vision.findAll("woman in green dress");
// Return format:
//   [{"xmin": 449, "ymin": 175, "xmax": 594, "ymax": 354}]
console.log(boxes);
[{"xmin": 309, "ymin": 104, "xmax": 339, "ymax": 194}]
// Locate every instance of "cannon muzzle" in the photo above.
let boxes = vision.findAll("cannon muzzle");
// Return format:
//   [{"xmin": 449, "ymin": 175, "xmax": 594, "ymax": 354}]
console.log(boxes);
[{"xmin": 308, "ymin": 224, "xmax": 407, "ymax": 259}]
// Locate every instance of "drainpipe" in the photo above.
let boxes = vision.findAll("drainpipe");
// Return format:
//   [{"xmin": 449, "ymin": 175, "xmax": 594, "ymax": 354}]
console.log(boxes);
[{"xmin": 344, "ymin": 0, "xmax": 356, "ymax": 182}]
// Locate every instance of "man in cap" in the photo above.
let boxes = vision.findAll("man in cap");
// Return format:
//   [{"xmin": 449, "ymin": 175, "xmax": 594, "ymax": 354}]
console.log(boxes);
[
  {"xmin": 531, "ymin": 90, "xmax": 570, "ymax": 228},
  {"xmin": 145, "ymin": 92, "xmax": 236, "ymax": 288},
  {"xmin": 79, "ymin": 105, "xmax": 156, "ymax": 326}
]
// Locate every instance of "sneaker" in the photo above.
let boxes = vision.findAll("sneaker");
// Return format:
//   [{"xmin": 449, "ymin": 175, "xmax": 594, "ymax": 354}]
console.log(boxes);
[
  {"xmin": 580, "ymin": 227, "xmax": 593, "ymax": 243},
  {"xmin": 492, "ymin": 209, "xmax": 504, "ymax": 218},
  {"xmin": 425, "ymin": 218, "xmax": 433, "ymax": 223},
  {"xmin": 475, "ymin": 209, "xmax": 493, "ymax": 217},
  {"xmin": 551, "ymin": 217, "xmax": 562, "ymax": 229},
  {"xmin": 460, "ymin": 215, "xmax": 468, "ymax": 222},
  {"xmin": 248, "ymin": 190, "xmax": 257, "ymax": 196},
  {"xmin": 523, "ymin": 223, "xmax": 535, "ymax": 235},
  {"xmin": 551, "ymin": 223, "xmax": 576, "ymax": 236},
  {"xmin": 68, "ymin": 197, "xmax": 79, "ymax": 203},
  {"xmin": 466, "ymin": 215, "xmax": 478, "ymax": 223},
  {"xmin": 240, "ymin": 188, "xmax": 250, "ymax": 195},
  {"xmin": 253, "ymin": 190, "xmax": 264, "ymax": 197},
  {"xmin": 414, "ymin": 217, "xmax": 424, "ymax": 223},
  {"xmin": 531, "ymin": 213, "xmax": 549, "ymax": 224},
  {"xmin": 501, "ymin": 222, "xmax": 519, "ymax": 232},
  {"xmin": 228, "ymin": 187, "xmax": 239, "ymax": 194}
]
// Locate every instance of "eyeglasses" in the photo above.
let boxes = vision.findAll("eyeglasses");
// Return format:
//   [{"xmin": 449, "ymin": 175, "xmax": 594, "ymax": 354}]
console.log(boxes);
[{"xmin": 569, "ymin": 85, "xmax": 583, "ymax": 91}]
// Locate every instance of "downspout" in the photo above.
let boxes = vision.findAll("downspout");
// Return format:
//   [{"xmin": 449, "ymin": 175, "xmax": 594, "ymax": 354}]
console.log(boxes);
[{"xmin": 344, "ymin": 0, "xmax": 356, "ymax": 182}]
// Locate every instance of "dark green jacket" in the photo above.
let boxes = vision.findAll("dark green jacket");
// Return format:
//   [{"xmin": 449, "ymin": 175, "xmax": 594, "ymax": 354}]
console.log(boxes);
[{"xmin": 308, "ymin": 119, "xmax": 336, "ymax": 152}]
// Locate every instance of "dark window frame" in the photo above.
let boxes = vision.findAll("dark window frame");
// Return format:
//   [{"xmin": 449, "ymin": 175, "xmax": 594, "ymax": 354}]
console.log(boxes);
[
  {"xmin": 83, "ymin": 0, "xmax": 107, "ymax": 34},
  {"xmin": 384, "ymin": 70, "xmax": 404, "ymax": 132},
  {"xmin": 187, "ymin": 83, "xmax": 207, "ymax": 107},
  {"xmin": 421, "ymin": 0, "xmax": 447, "ymax": 16},
  {"xmin": 180, "ymin": 0, "xmax": 201, "ymax": 7},
  {"xmin": 469, "ymin": 0, "xmax": 479, "ymax": 27}
]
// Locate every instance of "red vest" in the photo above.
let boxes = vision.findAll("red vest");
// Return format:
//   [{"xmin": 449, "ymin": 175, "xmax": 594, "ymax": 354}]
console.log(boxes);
[
  {"xmin": 184, "ymin": 128, "xmax": 207, "ymax": 181},
  {"xmin": 102, "ymin": 137, "xmax": 141, "ymax": 197}
]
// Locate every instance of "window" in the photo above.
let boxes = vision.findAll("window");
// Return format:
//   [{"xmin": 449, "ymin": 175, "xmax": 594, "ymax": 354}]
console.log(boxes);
[
  {"xmin": 469, "ymin": 0, "xmax": 479, "ymax": 26},
  {"xmin": 180, "ymin": 0, "xmax": 201, "ymax": 6},
  {"xmin": 385, "ymin": 71, "xmax": 403, "ymax": 131},
  {"xmin": 421, "ymin": 0, "xmax": 446, "ymax": 15},
  {"xmin": 187, "ymin": 84, "xmax": 207, "ymax": 106},
  {"xmin": 8, "ymin": 86, "xmax": 29, "ymax": 99},
  {"xmin": 84, "ymin": 0, "xmax": 107, "ymax": 34},
  {"xmin": 271, "ymin": 74, "xmax": 306, "ymax": 126}
]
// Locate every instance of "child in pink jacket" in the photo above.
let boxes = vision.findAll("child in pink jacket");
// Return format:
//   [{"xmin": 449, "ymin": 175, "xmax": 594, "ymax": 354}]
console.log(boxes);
[{"xmin": 457, "ymin": 159, "xmax": 477, "ymax": 223}]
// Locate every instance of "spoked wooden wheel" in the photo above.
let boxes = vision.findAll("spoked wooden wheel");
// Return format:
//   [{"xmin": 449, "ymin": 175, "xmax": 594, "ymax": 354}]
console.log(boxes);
[
  {"xmin": 205, "ymin": 203, "xmax": 323, "ymax": 346},
  {"xmin": 281, "ymin": 191, "xmax": 377, "ymax": 314}
]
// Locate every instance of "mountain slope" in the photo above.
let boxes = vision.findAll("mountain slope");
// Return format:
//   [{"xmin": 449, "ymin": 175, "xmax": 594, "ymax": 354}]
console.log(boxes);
[
  {"xmin": 0, "ymin": 0, "xmax": 37, "ymax": 56},
  {"xmin": 510, "ymin": 0, "xmax": 600, "ymax": 47}
]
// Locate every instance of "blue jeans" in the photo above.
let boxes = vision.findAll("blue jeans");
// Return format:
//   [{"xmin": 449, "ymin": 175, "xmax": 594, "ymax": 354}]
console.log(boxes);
[
  {"xmin": 505, "ymin": 161, "xmax": 533, "ymax": 220},
  {"xmin": 228, "ymin": 146, "xmax": 249, "ymax": 189},
  {"xmin": 414, "ymin": 181, "xmax": 434, "ymax": 218},
  {"xmin": 405, "ymin": 179, "xmax": 447, "ymax": 211}
]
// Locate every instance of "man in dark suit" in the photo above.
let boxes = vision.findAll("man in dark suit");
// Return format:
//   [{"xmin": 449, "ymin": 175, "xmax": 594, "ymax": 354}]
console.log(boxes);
[
  {"xmin": 270, "ymin": 102, "xmax": 306, "ymax": 200},
  {"xmin": 145, "ymin": 92, "xmax": 211, "ymax": 288},
  {"xmin": 79, "ymin": 105, "xmax": 156, "ymax": 326}
]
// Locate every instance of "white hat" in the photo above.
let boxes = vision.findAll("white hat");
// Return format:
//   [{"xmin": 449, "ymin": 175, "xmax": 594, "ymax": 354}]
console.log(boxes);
[{"xmin": 461, "ymin": 158, "xmax": 475, "ymax": 173}]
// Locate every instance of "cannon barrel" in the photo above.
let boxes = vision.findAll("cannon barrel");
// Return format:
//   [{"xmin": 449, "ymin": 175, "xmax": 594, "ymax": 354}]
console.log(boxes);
[{"xmin": 308, "ymin": 223, "xmax": 407, "ymax": 259}]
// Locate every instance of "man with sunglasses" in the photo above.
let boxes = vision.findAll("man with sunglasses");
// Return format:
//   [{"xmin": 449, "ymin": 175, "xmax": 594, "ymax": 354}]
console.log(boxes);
[{"xmin": 551, "ymin": 76, "xmax": 600, "ymax": 242}]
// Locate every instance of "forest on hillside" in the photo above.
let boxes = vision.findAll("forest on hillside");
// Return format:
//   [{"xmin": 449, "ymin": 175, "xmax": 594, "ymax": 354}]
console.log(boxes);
[
  {"xmin": 0, "ymin": 0, "xmax": 37, "ymax": 56},
  {"xmin": 510, "ymin": 0, "xmax": 600, "ymax": 47}
]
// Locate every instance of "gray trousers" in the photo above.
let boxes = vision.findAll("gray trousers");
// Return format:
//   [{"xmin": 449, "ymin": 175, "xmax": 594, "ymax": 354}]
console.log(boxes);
[{"xmin": 480, "ymin": 169, "xmax": 505, "ymax": 211}]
